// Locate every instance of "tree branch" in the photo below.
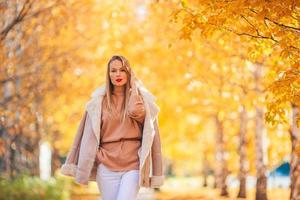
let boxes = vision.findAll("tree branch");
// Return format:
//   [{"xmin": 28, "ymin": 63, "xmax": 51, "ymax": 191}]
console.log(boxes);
[
  {"xmin": 0, "ymin": 1, "xmax": 62, "ymax": 41},
  {"xmin": 248, "ymin": 8, "xmax": 300, "ymax": 33},
  {"xmin": 264, "ymin": 16, "xmax": 300, "ymax": 33},
  {"xmin": 0, "ymin": 0, "xmax": 33, "ymax": 40},
  {"xmin": 240, "ymin": 14, "xmax": 260, "ymax": 36}
]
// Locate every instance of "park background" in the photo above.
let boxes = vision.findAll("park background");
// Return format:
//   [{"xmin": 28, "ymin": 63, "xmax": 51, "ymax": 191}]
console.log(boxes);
[{"xmin": 1, "ymin": 0, "xmax": 300, "ymax": 200}]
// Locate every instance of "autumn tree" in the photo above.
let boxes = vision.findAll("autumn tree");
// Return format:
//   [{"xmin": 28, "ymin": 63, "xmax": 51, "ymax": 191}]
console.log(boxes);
[{"xmin": 171, "ymin": 1, "xmax": 299, "ymax": 199}]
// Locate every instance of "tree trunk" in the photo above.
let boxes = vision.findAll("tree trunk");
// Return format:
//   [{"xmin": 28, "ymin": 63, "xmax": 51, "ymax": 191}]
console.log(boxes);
[
  {"xmin": 289, "ymin": 104, "xmax": 300, "ymax": 200},
  {"xmin": 202, "ymin": 150, "xmax": 209, "ymax": 187},
  {"xmin": 253, "ymin": 62, "xmax": 268, "ymax": 200},
  {"xmin": 255, "ymin": 106, "xmax": 268, "ymax": 200},
  {"xmin": 215, "ymin": 114, "xmax": 229, "ymax": 197},
  {"xmin": 203, "ymin": 173, "xmax": 208, "ymax": 187},
  {"xmin": 237, "ymin": 105, "xmax": 248, "ymax": 198},
  {"xmin": 213, "ymin": 171, "xmax": 218, "ymax": 188}
]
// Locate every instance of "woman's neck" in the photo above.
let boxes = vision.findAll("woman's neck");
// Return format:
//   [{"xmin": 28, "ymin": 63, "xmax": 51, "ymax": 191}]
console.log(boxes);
[{"xmin": 112, "ymin": 85, "xmax": 125, "ymax": 96}]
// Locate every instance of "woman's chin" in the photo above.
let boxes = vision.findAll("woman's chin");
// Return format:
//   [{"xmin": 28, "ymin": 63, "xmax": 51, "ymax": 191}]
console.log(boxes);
[{"xmin": 113, "ymin": 82, "xmax": 126, "ymax": 87}]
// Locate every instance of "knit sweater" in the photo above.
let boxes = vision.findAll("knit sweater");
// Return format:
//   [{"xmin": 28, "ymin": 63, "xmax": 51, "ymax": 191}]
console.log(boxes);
[{"xmin": 96, "ymin": 89, "xmax": 146, "ymax": 171}]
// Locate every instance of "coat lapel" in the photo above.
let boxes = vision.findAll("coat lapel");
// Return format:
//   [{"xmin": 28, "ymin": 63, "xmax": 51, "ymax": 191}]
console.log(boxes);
[{"xmin": 85, "ymin": 83, "xmax": 160, "ymax": 168}]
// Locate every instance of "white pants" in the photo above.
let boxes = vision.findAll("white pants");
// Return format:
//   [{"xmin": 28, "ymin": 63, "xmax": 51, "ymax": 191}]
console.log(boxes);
[{"xmin": 96, "ymin": 163, "xmax": 140, "ymax": 200}]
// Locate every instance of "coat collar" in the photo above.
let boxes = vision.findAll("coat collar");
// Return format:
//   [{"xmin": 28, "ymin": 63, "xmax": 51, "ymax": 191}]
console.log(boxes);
[{"xmin": 88, "ymin": 81, "xmax": 160, "ymax": 120}]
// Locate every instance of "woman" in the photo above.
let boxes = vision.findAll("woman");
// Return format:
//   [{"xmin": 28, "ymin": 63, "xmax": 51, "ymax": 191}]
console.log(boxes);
[{"xmin": 60, "ymin": 55, "xmax": 164, "ymax": 200}]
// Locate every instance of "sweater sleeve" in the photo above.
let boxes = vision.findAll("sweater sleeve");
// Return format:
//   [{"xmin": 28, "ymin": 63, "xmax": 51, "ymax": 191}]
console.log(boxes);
[
  {"xmin": 127, "ymin": 90, "xmax": 146, "ymax": 124},
  {"xmin": 150, "ymin": 117, "xmax": 164, "ymax": 188}
]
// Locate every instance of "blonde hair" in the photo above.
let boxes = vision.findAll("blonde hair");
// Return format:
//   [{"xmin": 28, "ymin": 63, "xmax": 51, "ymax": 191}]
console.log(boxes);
[{"xmin": 104, "ymin": 55, "xmax": 134, "ymax": 124}]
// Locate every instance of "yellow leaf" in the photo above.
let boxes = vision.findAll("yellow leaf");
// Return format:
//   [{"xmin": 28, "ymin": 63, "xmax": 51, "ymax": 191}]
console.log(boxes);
[{"xmin": 181, "ymin": 0, "xmax": 188, "ymax": 8}]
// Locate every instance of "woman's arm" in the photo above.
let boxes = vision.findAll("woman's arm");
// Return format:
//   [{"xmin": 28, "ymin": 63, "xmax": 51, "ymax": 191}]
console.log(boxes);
[
  {"xmin": 127, "ymin": 70, "xmax": 145, "ymax": 123},
  {"xmin": 60, "ymin": 110, "xmax": 88, "ymax": 176},
  {"xmin": 127, "ymin": 89, "xmax": 146, "ymax": 124}
]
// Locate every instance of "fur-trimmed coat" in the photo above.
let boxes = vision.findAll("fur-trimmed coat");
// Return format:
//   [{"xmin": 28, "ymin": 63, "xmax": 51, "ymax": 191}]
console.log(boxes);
[{"xmin": 60, "ymin": 83, "xmax": 164, "ymax": 188}]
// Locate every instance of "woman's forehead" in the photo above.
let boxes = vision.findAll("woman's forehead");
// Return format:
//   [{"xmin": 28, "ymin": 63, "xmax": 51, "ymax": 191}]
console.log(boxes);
[{"xmin": 110, "ymin": 60, "xmax": 124, "ymax": 69}]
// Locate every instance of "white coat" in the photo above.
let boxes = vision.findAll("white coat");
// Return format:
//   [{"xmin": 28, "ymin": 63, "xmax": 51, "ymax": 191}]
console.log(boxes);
[{"xmin": 60, "ymin": 82, "xmax": 164, "ymax": 188}]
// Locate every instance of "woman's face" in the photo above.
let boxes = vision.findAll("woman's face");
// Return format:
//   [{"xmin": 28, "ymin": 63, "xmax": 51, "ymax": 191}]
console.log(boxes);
[{"xmin": 109, "ymin": 59, "xmax": 128, "ymax": 87}]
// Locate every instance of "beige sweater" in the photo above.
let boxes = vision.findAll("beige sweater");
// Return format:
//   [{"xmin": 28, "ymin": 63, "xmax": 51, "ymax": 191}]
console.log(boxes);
[{"xmin": 96, "ymin": 89, "xmax": 146, "ymax": 171}]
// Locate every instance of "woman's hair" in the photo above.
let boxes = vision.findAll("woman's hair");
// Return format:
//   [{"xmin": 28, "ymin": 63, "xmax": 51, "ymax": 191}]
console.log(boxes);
[{"xmin": 104, "ymin": 55, "xmax": 134, "ymax": 124}]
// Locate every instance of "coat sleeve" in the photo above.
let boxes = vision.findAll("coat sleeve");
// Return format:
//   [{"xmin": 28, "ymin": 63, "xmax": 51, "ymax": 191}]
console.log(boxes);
[
  {"xmin": 60, "ymin": 111, "xmax": 88, "ymax": 177},
  {"xmin": 150, "ymin": 117, "xmax": 165, "ymax": 188},
  {"xmin": 127, "ymin": 89, "xmax": 146, "ymax": 124},
  {"xmin": 75, "ymin": 112, "xmax": 98, "ymax": 186}
]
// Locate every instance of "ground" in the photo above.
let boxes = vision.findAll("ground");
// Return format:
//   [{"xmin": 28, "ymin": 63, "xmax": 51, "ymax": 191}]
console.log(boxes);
[{"xmin": 70, "ymin": 176, "xmax": 290, "ymax": 200}]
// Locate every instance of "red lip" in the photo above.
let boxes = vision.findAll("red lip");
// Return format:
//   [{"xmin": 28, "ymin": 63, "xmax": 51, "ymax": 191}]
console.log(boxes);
[{"xmin": 116, "ymin": 79, "xmax": 122, "ymax": 82}]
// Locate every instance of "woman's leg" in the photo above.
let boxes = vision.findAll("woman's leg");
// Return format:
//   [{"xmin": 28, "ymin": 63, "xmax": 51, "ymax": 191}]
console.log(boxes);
[
  {"xmin": 116, "ymin": 169, "xmax": 140, "ymax": 200},
  {"xmin": 96, "ymin": 163, "xmax": 122, "ymax": 200}
]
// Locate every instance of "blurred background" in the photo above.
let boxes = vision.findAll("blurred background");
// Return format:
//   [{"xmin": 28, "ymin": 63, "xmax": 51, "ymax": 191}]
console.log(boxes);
[{"xmin": 1, "ymin": 0, "xmax": 299, "ymax": 199}]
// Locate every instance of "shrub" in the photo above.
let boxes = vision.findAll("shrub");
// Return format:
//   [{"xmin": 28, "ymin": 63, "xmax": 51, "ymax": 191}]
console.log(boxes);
[{"xmin": 0, "ymin": 174, "xmax": 71, "ymax": 200}]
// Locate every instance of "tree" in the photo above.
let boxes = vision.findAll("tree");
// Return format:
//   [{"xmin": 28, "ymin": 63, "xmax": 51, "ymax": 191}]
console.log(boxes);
[{"xmin": 171, "ymin": 1, "xmax": 299, "ymax": 199}]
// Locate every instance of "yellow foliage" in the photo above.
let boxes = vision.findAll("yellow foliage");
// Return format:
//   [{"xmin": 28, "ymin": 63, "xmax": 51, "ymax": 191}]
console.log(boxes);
[{"xmin": 1, "ymin": 0, "xmax": 296, "ymax": 181}]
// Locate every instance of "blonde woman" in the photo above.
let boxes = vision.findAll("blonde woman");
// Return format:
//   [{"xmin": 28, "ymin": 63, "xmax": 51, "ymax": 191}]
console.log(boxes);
[{"xmin": 60, "ymin": 55, "xmax": 164, "ymax": 200}]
